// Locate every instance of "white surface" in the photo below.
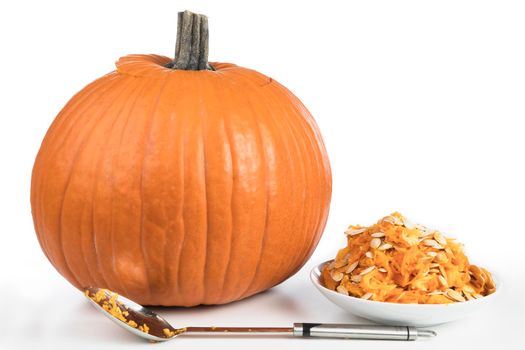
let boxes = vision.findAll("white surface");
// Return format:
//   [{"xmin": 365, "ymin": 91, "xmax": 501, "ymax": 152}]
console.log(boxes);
[
  {"xmin": 310, "ymin": 262, "xmax": 502, "ymax": 327},
  {"xmin": 1, "ymin": 0, "xmax": 524, "ymax": 349}
]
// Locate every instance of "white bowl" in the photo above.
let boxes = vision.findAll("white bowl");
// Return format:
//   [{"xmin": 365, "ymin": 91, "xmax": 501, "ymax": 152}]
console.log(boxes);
[{"xmin": 310, "ymin": 260, "xmax": 500, "ymax": 327}]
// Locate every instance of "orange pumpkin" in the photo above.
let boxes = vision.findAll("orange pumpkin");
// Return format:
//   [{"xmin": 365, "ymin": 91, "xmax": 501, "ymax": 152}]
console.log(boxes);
[{"xmin": 31, "ymin": 11, "xmax": 331, "ymax": 306}]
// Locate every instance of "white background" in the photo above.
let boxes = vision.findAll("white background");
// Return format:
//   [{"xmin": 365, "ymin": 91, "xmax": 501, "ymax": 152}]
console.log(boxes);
[{"xmin": 1, "ymin": 0, "xmax": 524, "ymax": 349}]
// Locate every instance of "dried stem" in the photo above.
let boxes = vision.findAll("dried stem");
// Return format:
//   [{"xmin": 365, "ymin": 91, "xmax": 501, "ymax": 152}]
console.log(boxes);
[{"xmin": 168, "ymin": 10, "xmax": 212, "ymax": 70}]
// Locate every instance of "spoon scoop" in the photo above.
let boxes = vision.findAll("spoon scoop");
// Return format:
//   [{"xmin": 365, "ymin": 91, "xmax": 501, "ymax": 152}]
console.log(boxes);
[
  {"xmin": 84, "ymin": 287, "xmax": 436, "ymax": 342},
  {"xmin": 84, "ymin": 287, "xmax": 181, "ymax": 341}
]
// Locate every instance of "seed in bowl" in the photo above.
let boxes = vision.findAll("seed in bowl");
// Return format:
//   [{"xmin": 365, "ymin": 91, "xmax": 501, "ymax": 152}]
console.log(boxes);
[{"xmin": 321, "ymin": 212, "xmax": 496, "ymax": 304}]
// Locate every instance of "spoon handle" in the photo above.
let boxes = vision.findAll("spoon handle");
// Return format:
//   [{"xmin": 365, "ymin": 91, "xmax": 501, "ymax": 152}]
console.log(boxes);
[
  {"xmin": 184, "ymin": 327, "xmax": 293, "ymax": 336},
  {"xmin": 185, "ymin": 323, "xmax": 436, "ymax": 340},
  {"xmin": 185, "ymin": 326, "xmax": 293, "ymax": 336},
  {"xmin": 292, "ymin": 323, "xmax": 436, "ymax": 340}
]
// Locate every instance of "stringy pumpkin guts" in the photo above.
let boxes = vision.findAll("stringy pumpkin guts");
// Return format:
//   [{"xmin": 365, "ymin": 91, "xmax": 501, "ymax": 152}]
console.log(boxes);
[{"xmin": 322, "ymin": 212, "xmax": 496, "ymax": 304}]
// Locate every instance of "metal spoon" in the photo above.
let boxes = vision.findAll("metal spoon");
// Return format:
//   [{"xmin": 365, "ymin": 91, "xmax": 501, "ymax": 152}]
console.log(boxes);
[{"xmin": 84, "ymin": 287, "xmax": 437, "ymax": 342}]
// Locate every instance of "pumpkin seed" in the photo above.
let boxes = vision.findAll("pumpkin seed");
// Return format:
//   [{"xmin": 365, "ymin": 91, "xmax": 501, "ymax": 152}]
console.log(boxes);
[
  {"xmin": 359, "ymin": 266, "xmax": 376, "ymax": 276},
  {"xmin": 371, "ymin": 232, "xmax": 385, "ymax": 238},
  {"xmin": 378, "ymin": 243, "xmax": 393, "ymax": 250},
  {"xmin": 365, "ymin": 251, "xmax": 373, "ymax": 259},
  {"xmin": 334, "ymin": 259, "xmax": 348, "ymax": 268},
  {"xmin": 336, "ymin": 285, "xmax": 349, "ymax": 296},
  {"xmin": 403, "ymin": 218, "xmax": 416, "ymax": 229},
  {"xmin": 423, "ymin": 239, "xmax": 444, "ymax": 249},
  {"xmin": 428, "ymin": 290, "xmax": 444, "ymax": 296},
  {"xmin": 482, "ymin": 268, "xmax": 496, "ymax": 291},
  {"xmin": 446, "ymin": 289, "xmax": 466, "ymax": 302},
  {"xmin": 438, "ymin": 265, "xmax": 447, "ymax": 279},
  {"xmin": 346, "ymin": 261, "xmax": 359, "ymax": 274},
  {"xmin": 361, "ymin": 292, "xmax": 373, "ymax": 300},
  {"xmin": 345, "ymin": 228, "xmax": 366, "ymax": 236},
  {"xmin": 382, "ymin": 216, "xmax": 403, "ymax": 226},
  {"xmin": 464, "ymin": 292, "xmax": 474, "ymax": 301},
  {"xmin": 370, "ymin": 238, "xmax": 382, "ymax": 249},
  {"xmin": 331, "ymin": 271, "xmax": 344, "ymax": 282},
  {"xmin": 351, "ymin": 275, "xmax": 362, "ymax": 283},
  {"xmin": 463, "ymin": 285, "xmax": 475, "ymax": 294},
  {"xmin": 403, "ymin": 234, "xmax": 420, "ymax": 246},
  {"xmin": 436, "ymin": 252, "xmax": 448, "ymax": 263},
  {"xmin": 438, "ymin": 275, "xmax": 448, "ymax": 288},
  {"xmin": 433, "ymin": 232, "xmax": 447, "ymax": 246}
]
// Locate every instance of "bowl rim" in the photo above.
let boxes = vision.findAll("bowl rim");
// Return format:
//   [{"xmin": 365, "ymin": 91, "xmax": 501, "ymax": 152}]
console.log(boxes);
[{"xmin": 311, "ymin": 259, "xmax": 501, "ymax": 308}]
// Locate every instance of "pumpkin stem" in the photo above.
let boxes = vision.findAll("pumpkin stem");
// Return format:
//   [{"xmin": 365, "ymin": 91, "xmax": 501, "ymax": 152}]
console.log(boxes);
[{"xmin": 167, "ymin": 10, "xmax": 212, "ymax": 70}]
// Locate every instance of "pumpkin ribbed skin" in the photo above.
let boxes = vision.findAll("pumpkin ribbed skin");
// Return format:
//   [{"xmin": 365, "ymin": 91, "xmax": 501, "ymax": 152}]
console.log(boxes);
[{"xmin": 31, "ymin": 55, "xmax": 331, "ymax": 306}]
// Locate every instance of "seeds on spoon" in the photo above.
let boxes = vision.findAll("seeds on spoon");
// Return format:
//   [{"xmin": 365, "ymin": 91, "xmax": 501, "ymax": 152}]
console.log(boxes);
[
  {"xmin": 85, "ymin": 288, "xmax": 153, "ymax": 336},
  {"xmin": 163, "ymin": 328, "xmax": 177, "ymax": 338}
]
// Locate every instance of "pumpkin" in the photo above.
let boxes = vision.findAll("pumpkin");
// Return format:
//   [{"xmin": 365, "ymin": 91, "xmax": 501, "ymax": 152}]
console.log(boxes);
[{"xmin": 31, "ymin": 11, "xmax": 331, "ymax": 306}]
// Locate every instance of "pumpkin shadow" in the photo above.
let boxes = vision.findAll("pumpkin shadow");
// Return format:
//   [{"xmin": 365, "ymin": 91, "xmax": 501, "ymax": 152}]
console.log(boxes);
[{"xmin": 149, "ymin": 288, "xmax": 304, "ymax": 326}]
